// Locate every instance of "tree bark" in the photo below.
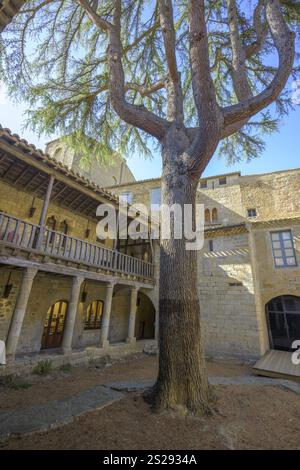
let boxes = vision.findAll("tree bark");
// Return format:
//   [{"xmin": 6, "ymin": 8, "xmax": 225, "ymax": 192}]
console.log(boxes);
[{"xmin": 149, "ymin": 129, "xmax": 211, "ymax": 415}]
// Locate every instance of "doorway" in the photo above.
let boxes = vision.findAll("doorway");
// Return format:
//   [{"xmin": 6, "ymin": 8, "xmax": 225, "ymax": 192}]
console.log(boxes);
[
  {"xmin": 41, "ymin": 300, "xmax": 68, "ymax": 349},
  {"xmin": 266, "ymin": 295, "xmax": 300, "ymax": 351}
]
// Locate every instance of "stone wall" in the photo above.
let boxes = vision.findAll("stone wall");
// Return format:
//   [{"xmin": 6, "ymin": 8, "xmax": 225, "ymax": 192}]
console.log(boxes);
[
  {"xmin": 198, "ymin": 233, "xmax": 261, "ymax": 359},
  {"xmin": 46, "ymin": 140, "xmax": 135, "ymax": 188}
]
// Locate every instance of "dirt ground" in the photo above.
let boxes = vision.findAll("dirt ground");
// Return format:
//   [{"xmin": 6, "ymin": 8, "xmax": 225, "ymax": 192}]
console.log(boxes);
[{"xmin": 1, "ymin": 354, "xmax": 300, "ymax": 450}]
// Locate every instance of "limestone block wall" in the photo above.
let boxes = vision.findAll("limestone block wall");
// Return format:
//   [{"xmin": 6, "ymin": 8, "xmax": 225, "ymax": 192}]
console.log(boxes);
[
  {"xmin": 46, "ymin": 140, "xmax": 135, "ymax": 187},
  {"xmin": 109, "ymin": 289, "xmax": 130, "ymax": 343},
  {"xmin": 198, "ymin": 184, "xmax": 245, "ymax": 227},
  {"xmin": 198, "ymin": 233, "xmax": 262, "ymax": 359},
  {"xmin": 240, "ymin": 169, "xmax": 300, "ymax": 220}
]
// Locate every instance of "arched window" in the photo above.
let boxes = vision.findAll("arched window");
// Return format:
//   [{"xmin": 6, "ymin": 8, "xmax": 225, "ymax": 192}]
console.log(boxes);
[
  {"xmin": 85, "ymin": 300, "xmax": 104, "ymax": 330},
  {"xmin": 46, "ymin": 216, "xmax": 56, "ymax": 230},
  {"xmin": 212, "ymin": 208, "xmax": 218, "ymax": 223},
  {"xmin": 60, "ymin": 220, "xmax": 69, "ymax": 235},
  {"xmin": 53, "ymin": 147, "xmax": 63, "ymax": 161},
  {"xmin": 41, "ymin": 300, "xmax": 68, "ymax": 349},
  {"xmin": 205, "ymin": 209, "xmax": 211, "ymax": 224}
]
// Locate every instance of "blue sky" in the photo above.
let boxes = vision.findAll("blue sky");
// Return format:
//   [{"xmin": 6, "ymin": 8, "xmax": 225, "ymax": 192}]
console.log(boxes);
[{"xmin": 0, "ymin": 82, "xmax": 299, "ymax": 181}]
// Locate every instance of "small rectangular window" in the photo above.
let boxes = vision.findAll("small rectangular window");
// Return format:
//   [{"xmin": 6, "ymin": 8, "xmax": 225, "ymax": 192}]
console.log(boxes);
[
  {"xmin": 209, "ymin": 240, "xmax": 214, "ymax": 252},
  {"xmin": 271, "ymin": 230, "xmax": 297, "ymax": 268},
  {"xmin": 247, "ymin": 208, "xmax": 257, "ymax": 217},
  {"xmin": 120, "ymin": 192, "xmax": 133, "ymax": 204},
  {"xmin": 200, "ymin": 180, "xmax": 207, "ymax": 189},
  {"xmin": 219, "ymin": 176, "xmax": 226, "ymax": 185},
  {"xmin": 150, "ymin": 187, "xmax": 161, "ymax": 206}
]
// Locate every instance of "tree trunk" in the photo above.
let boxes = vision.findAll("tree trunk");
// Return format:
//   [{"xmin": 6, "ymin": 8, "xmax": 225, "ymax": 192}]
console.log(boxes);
[{"xmin": 150, "ymin": 138, "xmax": 211, "ymax": 415}]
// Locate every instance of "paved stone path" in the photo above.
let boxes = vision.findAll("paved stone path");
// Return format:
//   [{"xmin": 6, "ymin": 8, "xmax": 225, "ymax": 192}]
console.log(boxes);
[
  {"xmin": 105, "ymin": 375, "xmax": 300, "ymax": 394},
  {"xmin": 0, "ymin": 384, "xmax": 123, "ymax": 441},
  {"xmin": 1, "ymin": 375, "xmax": 300, "ymax": 440}
]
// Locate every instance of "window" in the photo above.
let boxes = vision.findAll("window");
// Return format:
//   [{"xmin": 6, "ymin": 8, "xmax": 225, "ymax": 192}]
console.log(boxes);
[
  {"xmin": 150, "ymin": 187, "xmax": 161, "ymax": 206},
  {"xmin": 209, "ymin": 240, "xmax": 214, "ymax": 252},
  {"xmin": 112, "ymin": 176, "xmax": 118, "ymax": 185},
  {"xmin": 205, "ymin": 208, "xmax": 211, "ymax": 224},
  {"xmin": 247, "ymin": 208, "xmax": 257, "ymax": 217},
  {"xmin": 60, "ymin": 220, "xmax": 69, "ymax": 235},
  {"xmin": 219, "ymin": 176, "xmax": 227, "ymax": 185},
  {"xmin": 200, "ymin": 180, "xmax": 207, "ymax": 189},
  {"xmin": 271, "ymin": 231, "xmax": 297, "ymax": 268},
  {"xmin": 85, "ymin": 300, "xmax": 104, "ymax": 330},
  {"xmin": 212, "ymin": 208, "xmax": 218, "ymax": 223},
  {"xmin": 119, "ymin": 192, "xmax": 133, "ymax": 204}
]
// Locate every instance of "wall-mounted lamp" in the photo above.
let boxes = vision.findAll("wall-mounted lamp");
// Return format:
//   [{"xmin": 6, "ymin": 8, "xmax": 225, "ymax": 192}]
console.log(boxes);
[
  {"xmin": 3, "ymin": 272, "xmax": 13, "ymax": 299},
  {"xmin": 28, "ymin": 198, "xmax": 36, "ymax": 218}
]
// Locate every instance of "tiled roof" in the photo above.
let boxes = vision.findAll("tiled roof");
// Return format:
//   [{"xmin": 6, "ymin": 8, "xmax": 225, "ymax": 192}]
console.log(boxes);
[
  {"xmin": 0, "ymin": 125, "xmax": 119, "ymax": 204},
  {"xmin": 0, "ymin": 0, "xmax": 25, "ymax": 32}
]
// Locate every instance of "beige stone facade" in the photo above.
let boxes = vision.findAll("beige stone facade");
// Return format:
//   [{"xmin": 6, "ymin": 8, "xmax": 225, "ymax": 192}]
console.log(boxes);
[
  {"xmin": 46, "ymin": 138, "xmax": 135, "ymax": 188},
  {"xmin": 109, "ymin": 168, "xmax": 300, "ymax": 360},
  {"xmin": 0, "ymin": 127, "xmax": 157, "ymax": 368},
  {"xmin": 0, "ymin": 123, "xmax": 299, "ymax": 367}
]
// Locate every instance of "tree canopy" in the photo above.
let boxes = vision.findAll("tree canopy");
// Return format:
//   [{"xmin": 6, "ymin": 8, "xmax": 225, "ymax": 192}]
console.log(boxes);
[{"xmin": 0, "ymin": 0, "xmax": 299, "ymax": 166}]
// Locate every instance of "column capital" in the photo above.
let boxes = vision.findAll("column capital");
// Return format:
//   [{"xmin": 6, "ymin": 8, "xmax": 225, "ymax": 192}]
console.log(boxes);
[
  {"xmin": 106, "ymin": 282, "xmax": 115, "ymax": 290},
  {"xmin": 72, "ymin": 275, "xmax": 84, "ymax": 287},
  {"xmin": 130, "ymin": 284, "xmax": 139, "ymax": 292},
  {"xmin": 24, "ymin": 267, "xmax": 38, "ymax": 280}
]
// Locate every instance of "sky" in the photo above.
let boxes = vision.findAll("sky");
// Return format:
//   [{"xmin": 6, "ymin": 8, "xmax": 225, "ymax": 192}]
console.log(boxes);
[{"xmin": 0, "ymin": 82, "xmax": 299, "ymax": 181}]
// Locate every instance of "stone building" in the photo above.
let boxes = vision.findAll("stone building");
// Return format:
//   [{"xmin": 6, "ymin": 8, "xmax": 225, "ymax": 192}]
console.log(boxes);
[
  {"xmin": 0, "ymin": 125, "xmax": 299, "ymax": 376},
  {"xmin": 0, "ymin": 127, "xmax": 158, "ymax": 372},
  {"xmin": 46, "ymin": 138, "xmax": 135, "ymax": 188},
  {"xmin": 107, "ymin": 169, "xmax": 300, "ymax": 365}
]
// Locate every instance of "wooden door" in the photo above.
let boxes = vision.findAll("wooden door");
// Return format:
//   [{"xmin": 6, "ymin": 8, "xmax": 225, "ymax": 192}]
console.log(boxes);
[{"xmin": 41, "ymin": 301, "xmax": 68, "ymax": 349}]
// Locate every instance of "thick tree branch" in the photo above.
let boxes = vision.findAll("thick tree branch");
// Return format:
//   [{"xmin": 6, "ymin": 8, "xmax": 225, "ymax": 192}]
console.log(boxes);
[
  {"xmin": 77, "ymin": 0, "xmax": 167, "ymax": 140},
  {"xmin": 222, "ymin": 0, "xmax": 295, "ymax": 134},
  {"xmin": 227, "ymin": 0, "xmax": 252, "ymax": 101},
  {"xmin": 245, "ymin": 0, "xmax": 268, "ymax": 59},
  {"xmin": 158, "ymin": 0, "xmax": 184, "ymax": 123},
  {"xmin": 187, "ymin": 0, "xmax": 222, "ymax": 175}
]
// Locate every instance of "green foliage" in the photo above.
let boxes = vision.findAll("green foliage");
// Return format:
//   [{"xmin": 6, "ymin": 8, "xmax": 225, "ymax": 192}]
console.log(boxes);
[
  {"xmin": 32, "ymin": 360, "xmax": 53, "ymax": 376},
  {"xmin": 59, "ymin": 363, "xmax": 72, "ymax": 373},
  {"xmin": 0, "ymin": 0, "xmax": 299, "ymax": 165},
  {"xmin": 0, "ymin": 374, "xmax": 32, "ymax": 390}
]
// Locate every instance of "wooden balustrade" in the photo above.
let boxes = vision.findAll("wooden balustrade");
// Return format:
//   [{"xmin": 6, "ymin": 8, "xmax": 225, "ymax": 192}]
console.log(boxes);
[{"xmin": 0, "ymin": 212, "xmax": 155, "ymax": 279}]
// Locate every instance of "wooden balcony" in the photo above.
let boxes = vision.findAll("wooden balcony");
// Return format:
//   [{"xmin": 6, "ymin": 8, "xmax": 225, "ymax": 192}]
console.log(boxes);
[{"xmin": 0, "ymin": 212, "xmax": 155, "ymax": 281}]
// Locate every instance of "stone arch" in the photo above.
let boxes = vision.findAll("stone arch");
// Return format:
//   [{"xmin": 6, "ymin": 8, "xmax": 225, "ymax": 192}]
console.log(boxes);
[
  {"xmin": 205, "ymin": 208, "xmax": 211, "ymax": 224},
  {"xmin": 266, "ymin": 295, "xmax": 300, "ymax": 351},
  {"xmin": 135, "ymin": 291, "xmax": 155, "ymax": 340},
  {"xmin": 41, "ymin": 299, "xmax": 68, "ymax": 349},
  {"xmin": 212, "ymin": 207, "xmax": 218, "ymax": 222}
]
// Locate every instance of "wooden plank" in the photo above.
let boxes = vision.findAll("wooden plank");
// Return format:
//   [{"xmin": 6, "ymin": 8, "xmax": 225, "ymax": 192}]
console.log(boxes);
[{"xmin": 253, "ymin": 350, "xmax": 300, "ymax": 381}]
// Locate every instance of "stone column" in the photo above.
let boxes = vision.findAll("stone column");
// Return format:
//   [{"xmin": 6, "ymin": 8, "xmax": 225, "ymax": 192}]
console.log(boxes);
[
  {"xmin": 154, "ymin": 307, "xmax": 159, "ymax": 342},
  {"xmin": 126, "ymin": 286, "xmax": 138, "ymax": 344},
  {"xmin": 6, "ymin": 267, "xmax": 38, "ymax": 360},
  {"xmin": 39, "ymin": 175, "xmax": 55, "ymax": 226},
  {"xmin": 61, "ymin": 276, "xmax": 84, "ymax": 354},
  {"xmin": 99, "ymin": 282, "xmax": 115, "ymax": 348}
]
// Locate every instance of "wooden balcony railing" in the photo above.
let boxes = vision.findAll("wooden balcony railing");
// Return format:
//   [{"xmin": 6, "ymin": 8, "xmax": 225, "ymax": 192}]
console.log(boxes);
[{"xmin": 0, "ymin": 212, "xmax": 155, "ymax": 280}]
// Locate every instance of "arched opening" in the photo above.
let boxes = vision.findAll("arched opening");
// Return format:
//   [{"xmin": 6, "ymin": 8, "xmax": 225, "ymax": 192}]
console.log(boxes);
[
  {"xmin": 212, "ymin": 207, "xmax": 218, "ymax": 223},
  {"xmin": 266, "ymin": 295, "xmax": 300, "ymax": 351},
  {"xmin": 85, "ymin": 300, "xmax": 104, "ymax": 330},
  {"xmin": 135, "ymin": 292, "xmax": 155, "ymax": 340},
  {"xmin": 41, "ymin": 300, "xmax": 68, "ymax": 349},
  {"xmin": 205, "ymin": 208, "xmax": 211, "ymax": 224}
]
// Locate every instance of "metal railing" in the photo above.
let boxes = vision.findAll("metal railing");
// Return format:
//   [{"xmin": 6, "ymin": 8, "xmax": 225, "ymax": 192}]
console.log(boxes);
[{"xmin": 0, "ymin": 212, "xmax": 155, "ymax": 280}]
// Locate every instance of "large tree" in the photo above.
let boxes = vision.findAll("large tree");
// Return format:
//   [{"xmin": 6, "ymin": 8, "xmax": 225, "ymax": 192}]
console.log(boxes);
[{"xmin": 0, "ymin": 0, "xmax": 298, "ymax": 414}]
